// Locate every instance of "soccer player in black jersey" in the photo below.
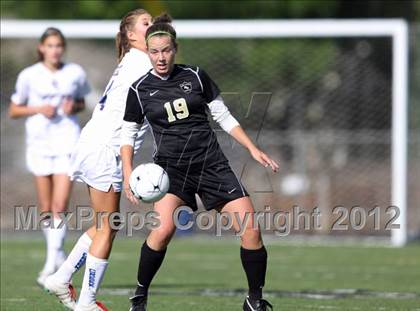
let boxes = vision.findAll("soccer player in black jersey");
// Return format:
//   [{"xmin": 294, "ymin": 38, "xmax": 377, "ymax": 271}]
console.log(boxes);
[{"xmin": 121, "ymin": 14, "xmax": 278, "ymax": 311}]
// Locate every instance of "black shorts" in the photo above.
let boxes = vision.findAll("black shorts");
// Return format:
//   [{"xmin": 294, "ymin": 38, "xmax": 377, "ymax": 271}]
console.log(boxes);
[{"xmin": 156, "ymin": 160, "xmax": 249, "ymax": 211}]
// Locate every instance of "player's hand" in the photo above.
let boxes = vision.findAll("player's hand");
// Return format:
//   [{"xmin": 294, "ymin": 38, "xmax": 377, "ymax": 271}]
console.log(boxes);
[
  {"xmin": 249, "ymin": 147, "xmax": 279, "ymax": 172},
  {"xmin": 124, "ymin": 182, "xmax": 139, "ymax": 205},
  {"xmin": 38, "ymin": 105, "xmax": 56, "ymax": 119},
  {"xmin": 62, "ymin": 97, "xmax": 75, "ymax": 115}
]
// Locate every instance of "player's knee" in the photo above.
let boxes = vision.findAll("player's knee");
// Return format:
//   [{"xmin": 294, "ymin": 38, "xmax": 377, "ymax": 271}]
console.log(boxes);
[
  {"xmin": 109, "ymin": 213, "xmax": 122, "ymax": 230},
  {"xmin": 150, "ymin": 227, "xmax": 175, "ymax": 249},
  {"xmin": 86, "ymin": 226, "xmax": 97, "ymax": 238},
  {"xmin": 97, "ymin": 215, "xmax": 121, "ymax": 235},
  {"xmin": 96, "ymin": 225, "xmax": 119, "ymax": 241},
  {"xmin": 241, "ymin": 226, "xmax": 262, "ymax": 247},
  {"xmin": 158, "ymin": 230, "xmax": 174, "ymax": 246}
]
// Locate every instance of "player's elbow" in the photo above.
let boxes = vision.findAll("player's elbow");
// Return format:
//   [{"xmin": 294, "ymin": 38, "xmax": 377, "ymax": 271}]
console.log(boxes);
[
  {"xmin": 120, "ymin": 143, "xmax": 133, "ymax": 151},
  {"xmin": 218, "ymin": 114, "xmax": 240, "ymax": 133},
  {"xmin": 8, "ymin": 104, "xmax": 19, "ymax": 119},
  {"xmin": 120, "ymin": 144, "xmax": 135, "ymax": 160}
]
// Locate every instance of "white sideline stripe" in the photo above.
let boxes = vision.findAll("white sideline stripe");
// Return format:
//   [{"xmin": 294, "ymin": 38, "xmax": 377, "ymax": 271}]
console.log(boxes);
[
  {"xmin": 98, "ymin": 288, "xmax": 420, "ymax": 300},
  {"xmin": 3, "ymin": 298, "xmax": 26, "ymax": 302}
]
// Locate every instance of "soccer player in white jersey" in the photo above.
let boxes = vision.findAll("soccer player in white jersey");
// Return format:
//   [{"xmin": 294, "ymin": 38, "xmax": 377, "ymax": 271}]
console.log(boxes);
[
  {"xmin": 9, "ymin": 27, "xmax": 90, "ymax": 288},
  {"xmin": 43, "ymin": 9, "xmax": 153, "ymax": 311}
]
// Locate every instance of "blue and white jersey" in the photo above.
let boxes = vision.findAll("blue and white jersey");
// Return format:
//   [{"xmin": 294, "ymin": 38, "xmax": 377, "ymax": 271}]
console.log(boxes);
[
  {"xmin": 11, "ymin": 62, "xmax": 90, "ymax": 156},
  {"xmin": 78, "ymin": 48, "xmax": 151, "ymax": 154}
]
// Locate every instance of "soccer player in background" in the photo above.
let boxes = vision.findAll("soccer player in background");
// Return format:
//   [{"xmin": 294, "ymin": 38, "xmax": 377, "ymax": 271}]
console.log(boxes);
[
  {"xmin": 121, "ymin": 14, "xmax": 277, "ymax": 311},
  {"xmin": 8, "ymin": 27, "xmax": 90, "ymax": 288},
  {"xmin": 44, "ymin": 9, "xmax": 153, "ymax": 311}
]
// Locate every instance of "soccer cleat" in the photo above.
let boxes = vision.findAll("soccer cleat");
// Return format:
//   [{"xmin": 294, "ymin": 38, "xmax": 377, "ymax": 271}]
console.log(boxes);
[
  {"xmin": 129, "ymin": 294, "xmax": 147, "ymax": 311},
  {"xmin": 44, "ymin": 275, "xmax": 77, "ymax": 309},
  {"xmin": 75, "ymin": 301, "xmax": 108, "ymax": 311},
  {"xmin": 36, "ymin": 269, "xmax": 55, "ymax": 289},
  {"xmin": 243, "ymin": 296, "xmax": 273, "ymax": 311}
]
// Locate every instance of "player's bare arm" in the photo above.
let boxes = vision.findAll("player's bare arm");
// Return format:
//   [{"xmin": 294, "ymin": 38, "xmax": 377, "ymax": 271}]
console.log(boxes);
[
  {"xmin": 229, "ymin": 125, "xmax": 279, "ymax": 172},
  {"xmin": 8, "ymin": 102, "xmax": 56, "ymax": 119},
  {"xmin": 120, "ymin": 144, "xmax": 139, "ymax": 205}
]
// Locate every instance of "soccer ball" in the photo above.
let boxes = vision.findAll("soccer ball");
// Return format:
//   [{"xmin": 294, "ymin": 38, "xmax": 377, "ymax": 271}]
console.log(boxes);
[{"xmin": 129, "ymin": 163, "xmax": 170, "ymax": 203}]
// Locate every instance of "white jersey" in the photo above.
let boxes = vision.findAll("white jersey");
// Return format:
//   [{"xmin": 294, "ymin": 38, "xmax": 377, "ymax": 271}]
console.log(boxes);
[
  {"xmin": 11, "ymin": 62, "xmax": 90, "ymax": 156},
  {"xmin": 78, "ymin": 48, "xmax": 151, "ymax": 154}
]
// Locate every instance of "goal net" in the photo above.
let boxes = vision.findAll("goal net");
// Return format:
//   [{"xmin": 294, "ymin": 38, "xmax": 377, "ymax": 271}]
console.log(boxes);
[{"xmin": 0, "ymin": 19, "xmax": 410, "ymax": 246}]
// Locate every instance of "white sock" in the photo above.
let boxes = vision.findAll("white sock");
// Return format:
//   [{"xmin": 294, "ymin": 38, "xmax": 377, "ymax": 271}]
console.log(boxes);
[
  {"xmin": 42, "ymin": 217, "xmax": 67, "ymax": 273},
  {"xmin": 54, "ymin": 232, "xmax": 92, "ymax": 283},
  {"xmin": 78, "ymin": 254, "xmax": 108, "ymax": 306},
  {"xmin": 52, "ymin": 217, "xmax": 67, "ymax": 252},
  {"xmin": 56, "ymin": 249, "xmax": 67, "ymax": 268},
  {"xmin": 41, "ymin": 226, "xmax": 55, "ymax": 274}
]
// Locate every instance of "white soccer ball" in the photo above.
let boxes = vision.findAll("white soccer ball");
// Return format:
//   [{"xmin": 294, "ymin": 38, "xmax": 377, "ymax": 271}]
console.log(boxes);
[{"xmin": 129, "ymin": 163, "xmax": 170, "ymax": 203}]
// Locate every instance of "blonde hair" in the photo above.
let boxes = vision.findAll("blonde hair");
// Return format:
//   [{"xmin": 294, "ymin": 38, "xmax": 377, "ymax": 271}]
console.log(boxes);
[{"xmin": 116, "ymin": 8, "xmax": 150, "ymax": 63}]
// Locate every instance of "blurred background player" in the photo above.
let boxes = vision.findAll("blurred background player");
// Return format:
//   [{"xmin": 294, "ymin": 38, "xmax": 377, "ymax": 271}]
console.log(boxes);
[
  {"xmin": 121, "ymin": 14, "xmax": 278, "ymax": 311},
  {"xmin": 44, "ymin": 8, "xmax": 153, "ymax": 311},
  {"xmin": 8, "ymin": 27, "xmax": 90, "ymax": 288}
]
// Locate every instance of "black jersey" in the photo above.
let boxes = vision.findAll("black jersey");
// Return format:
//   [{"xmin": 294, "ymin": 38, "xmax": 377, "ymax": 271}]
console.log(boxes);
[{"xmin": 124, "ymin": 64, "xmax": 228, "ymax": 165}]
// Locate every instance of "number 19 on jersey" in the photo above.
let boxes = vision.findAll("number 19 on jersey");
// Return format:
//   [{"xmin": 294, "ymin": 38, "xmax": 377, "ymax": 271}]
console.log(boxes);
[{"xmin": 164, "ymin": 98, "xmax": 189, "ymax": 122}]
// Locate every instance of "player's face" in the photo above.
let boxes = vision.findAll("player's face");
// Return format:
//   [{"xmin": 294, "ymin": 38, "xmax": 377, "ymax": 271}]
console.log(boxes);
[
  {"xmin": 128, "ymin": 13, "xmax": 153, "ymax": 45},
  {"xmin": 147, "ymin": 35, "xmax": 176, "ymax": 76},
  {"xmin": 39, "ymin": 35, "xmax": 65, "ymax": 66}
]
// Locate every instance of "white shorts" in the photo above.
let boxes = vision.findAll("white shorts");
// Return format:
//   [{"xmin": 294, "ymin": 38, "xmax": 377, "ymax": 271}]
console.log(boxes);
[
  {"xmin": 26, "ymin": 151, "xmax": 71, "ymax": 176},
  {"xmin": 69, "ymin": 142, "xmax": 122, "ymax": 192}
]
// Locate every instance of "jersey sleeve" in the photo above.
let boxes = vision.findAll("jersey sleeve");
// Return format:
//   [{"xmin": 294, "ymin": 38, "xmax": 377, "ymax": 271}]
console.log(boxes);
[
  {"xmin": 121, "ymin": 120, "xmax": 142, "ymax": 148},
  {"xmin": 207, "ymin": 95, "xmax": 240, "ymax": 133},
  {"xmin": 133, "ymin": 121, "xmax": 150, "ymax": 154},
  {"xmin": 198, "ymin": 68, "xmax": 220, "ymax": 103},
  {"xmin": 74, "ymin": 68, "xmax": 91, "ymax": 99},
  {"xmin": 121, "ymin": 86, "xmax": 145, "ymax": 147},
  {"xmin": 11, "ymin": 70, "xmax": 30, "ymax": 105},
  {"xmin": 123, "ymin": 86, "xmax": 144, "ymax": 124}
]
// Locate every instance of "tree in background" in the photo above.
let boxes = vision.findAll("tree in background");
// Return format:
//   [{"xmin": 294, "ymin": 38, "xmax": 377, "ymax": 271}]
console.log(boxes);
[{"xmin": 1, "ymin": 0, "xmax": 418, "ymax": 21}]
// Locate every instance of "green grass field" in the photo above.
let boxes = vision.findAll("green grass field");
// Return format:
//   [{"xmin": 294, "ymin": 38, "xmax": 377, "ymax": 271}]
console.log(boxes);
[{"xmin": 1, "ymin": 235, "xmax": 420, "ymax": 310}]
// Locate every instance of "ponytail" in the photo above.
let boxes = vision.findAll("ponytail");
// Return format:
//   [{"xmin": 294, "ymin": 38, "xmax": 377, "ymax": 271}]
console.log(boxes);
[
  {"xmin": 116, "ymin": 8, "xmax": 150, "ymax": 63},
  {"xmin": 116, "ymin": 31, "xmax": 131, "ymax": 63}
]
